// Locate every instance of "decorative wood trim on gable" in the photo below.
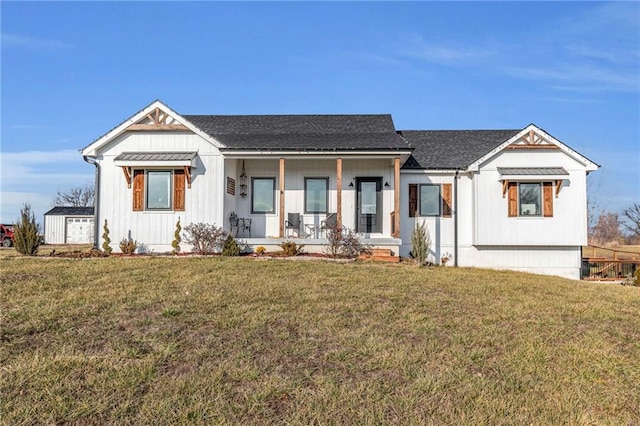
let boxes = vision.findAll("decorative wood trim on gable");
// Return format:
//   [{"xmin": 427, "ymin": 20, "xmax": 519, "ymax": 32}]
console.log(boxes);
[
  {"xmin": 127, "ymin": 124, "xmax": 189, "ymax": 131},
  {"xmin": 125, "ymin": 107, "xmax": 188, "ymax": 132},
  {"xmin": 121, "ymin": 167, "xmax": 132, "ymax": 188},
  {"xmin": 506, "ymin": 129, "xmax": 560, "ymax": 150}
]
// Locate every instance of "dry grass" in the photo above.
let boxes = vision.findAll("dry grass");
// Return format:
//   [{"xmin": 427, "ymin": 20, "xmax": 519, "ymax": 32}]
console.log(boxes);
[{"xmin": 1, "ymin": 256, "xmax": 639, "ymax": 425}]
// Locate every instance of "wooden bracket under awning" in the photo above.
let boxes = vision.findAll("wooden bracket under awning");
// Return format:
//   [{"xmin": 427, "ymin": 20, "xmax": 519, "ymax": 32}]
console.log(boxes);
[
  {"xmin": 502, "ymin": 180, "xmax": 509, "ymax": 198},
  {"xmin": 184, "ymin": 166, "xmax": 192, "ymax": 188},
  {"xmin": 555, "ymin": 179, "xmax": 563, "ymax": 198},
  {"xmin": 121, "ymin": 167, "xmax": 132, "ymax": 188}
]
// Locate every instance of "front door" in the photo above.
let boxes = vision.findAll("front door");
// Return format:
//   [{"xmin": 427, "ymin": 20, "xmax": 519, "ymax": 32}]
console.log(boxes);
[{"xmin": 356, "ymin": 177, "xmax": 382, "ymax": 233}]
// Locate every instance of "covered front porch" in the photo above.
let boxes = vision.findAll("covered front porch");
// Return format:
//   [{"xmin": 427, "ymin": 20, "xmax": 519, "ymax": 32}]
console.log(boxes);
[{"xmin": 221, "ymin": 155, "xmax": 405, "ymax": 246}]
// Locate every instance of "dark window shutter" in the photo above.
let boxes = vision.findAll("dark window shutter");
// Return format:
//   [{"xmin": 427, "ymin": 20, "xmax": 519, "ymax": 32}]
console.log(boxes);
[
  {"xmin": 543, "ymin": 182, "xmax": 553, "ymax": 217},
  {"xmin": 174, "ymin": 169, "xmax": 185, "ymax": 211},
  {"xmin": 442, "ymin": 183, "xmax": 452, "ymax": 218},
  {"xmin": 133, "ymin": 170, "xmax": 144, "ymax": 211},
  {"xmin": 409, "ymin": 184, "xmax": 418, "ymax": 217},
  {"xmin": 508, "ymin": 182, "xmax": 518, "ymax": 217}
]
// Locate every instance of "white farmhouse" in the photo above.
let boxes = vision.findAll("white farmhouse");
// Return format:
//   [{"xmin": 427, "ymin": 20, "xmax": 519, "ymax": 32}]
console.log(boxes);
[{"xmin": 81, "ymin": 100, "xmax": 598, "ymax": 279}]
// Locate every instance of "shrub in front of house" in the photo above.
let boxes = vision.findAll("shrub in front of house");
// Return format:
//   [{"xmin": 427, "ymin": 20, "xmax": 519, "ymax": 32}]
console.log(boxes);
[
  {"xmin": 280, "ymin": 241, "xmax": 304, "ymax": 256},
  {"xmin": 323, "ymin": 223, "xmax": 370, "ymax": 258},
  {"xmin": 221, "ymin": 236, "xmax": 241, "ymax": 256},
  {"xmin": 171, "ymin": 219, "xmax": 182, "ymax": 255},
  {"xmin": 119, "ymin": 237, "xmax": 138, "ymax": 255},
  {"xmin": 183, "ymin": 223, "xmax": 228, "ymax": 254},
  {"xmin": 411, "ymin": 221, "xmax": 431, "ymax": 266},
  {"xmin": 102, "ymin": 220, "xmax": 112, "ymax": 254},
  {"xmin": 13, "ymin": 203, "xmax": 41, "ymax": 256}
]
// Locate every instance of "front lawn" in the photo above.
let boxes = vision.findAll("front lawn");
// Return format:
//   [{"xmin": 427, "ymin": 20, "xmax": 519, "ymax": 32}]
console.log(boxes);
[{"xmin": 1, "ymin": 257, "xmax": 638, "ymax": 424}]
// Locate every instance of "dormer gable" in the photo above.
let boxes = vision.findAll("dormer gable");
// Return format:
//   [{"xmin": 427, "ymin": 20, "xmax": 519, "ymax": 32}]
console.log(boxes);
[{"xmin": 80, "ymin": 100, "xmax": 224, "ymax": 157}]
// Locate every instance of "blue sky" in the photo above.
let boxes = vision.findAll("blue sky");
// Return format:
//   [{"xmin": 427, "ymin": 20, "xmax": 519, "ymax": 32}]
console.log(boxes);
[{"xmin": 1, "ymin": 1, "xmax": 638, "ymax": 224}]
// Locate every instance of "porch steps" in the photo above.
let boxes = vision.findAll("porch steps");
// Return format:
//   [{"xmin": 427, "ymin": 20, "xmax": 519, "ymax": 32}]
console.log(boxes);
[{"xmin": 359, "ymin": 248, "xmax": 400, "ymax": 263}]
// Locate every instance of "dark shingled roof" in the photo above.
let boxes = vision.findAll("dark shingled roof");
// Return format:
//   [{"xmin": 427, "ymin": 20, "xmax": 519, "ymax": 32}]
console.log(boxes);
[
  {"xmin": 399, "ymin": 130, "xmax": 520, "ymax": 169},
  {"xmin": 183, "ymin": 114, "xmax": 410, "ymax": 151},
  {"xmin": 44, "ymin": 206, "xmax": 94, "ymax": 216}
]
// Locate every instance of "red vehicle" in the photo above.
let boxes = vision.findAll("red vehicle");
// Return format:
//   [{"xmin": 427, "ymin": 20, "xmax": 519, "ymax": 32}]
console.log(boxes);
[{"xmin": 1, "ymin": 224, "xmax": 15, "ymax": 247}]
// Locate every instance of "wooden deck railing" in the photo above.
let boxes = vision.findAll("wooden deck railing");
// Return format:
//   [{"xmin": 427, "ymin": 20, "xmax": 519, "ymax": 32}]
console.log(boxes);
[{"xmin": 582, "ymin": 245, "xmax": 640, "ymax": 280}]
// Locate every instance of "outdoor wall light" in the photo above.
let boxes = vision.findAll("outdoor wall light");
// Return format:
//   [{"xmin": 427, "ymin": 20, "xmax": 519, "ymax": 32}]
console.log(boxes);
[{"xmin": 239, "ymin": 160, "xmax": 247, "ymax": 197}]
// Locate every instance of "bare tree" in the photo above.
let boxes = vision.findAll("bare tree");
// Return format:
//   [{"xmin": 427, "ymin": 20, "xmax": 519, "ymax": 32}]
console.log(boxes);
[
  {"xmin": 590, "ymin": 212, "xmax": 624, "ymax": 246},
  {"xmin": 52, "ymin": 184, "xmax": 95, "ymax": 207},
  {"xmin": 622, "ymin": 202, "xmax": 640, "ymax": 240},
  {"xmin": 586, "ymin": 174, "xmax": 603, "ymax": 238}
]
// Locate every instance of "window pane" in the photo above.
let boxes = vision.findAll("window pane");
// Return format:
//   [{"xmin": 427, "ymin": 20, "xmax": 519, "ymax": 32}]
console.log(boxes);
[
  {"xmin": 360, "ymin": 182, "xmax": 377, "ymax": 214},
  {"xmin": 519, "ymin": 183, "xmax": 541, "ymax": 216},
  {"xmin": 420, "ymin": 185, "xmax": 440, "ymax": 216},
  {"xmin": 252, "ymin": 178, "xmax": 275, "ymax": 213},
  {"xmin": 305, "ymin": 178, "xmax": 328, "ymax": 213},
  {"xmin": 147, "ymin": 171, "xmax": 171, "ymax": 209}
]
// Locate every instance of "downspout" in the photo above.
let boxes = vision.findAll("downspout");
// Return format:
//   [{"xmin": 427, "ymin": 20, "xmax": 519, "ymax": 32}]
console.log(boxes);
[
  {"xmin": 454, "ymin": 170, "xmax": 459, "ymax": 267},
  {"xmin": 83, "ymin": 155, "xmax": 100, "ymax": 249}
]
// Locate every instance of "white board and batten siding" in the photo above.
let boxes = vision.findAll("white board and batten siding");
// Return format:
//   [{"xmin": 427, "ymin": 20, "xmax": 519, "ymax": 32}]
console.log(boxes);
[
  {"xmin": 96, "ymin": 131, "xmax": 224, "ymax": 253},
  {"xmin": 399, "ymin": 149, "xmax": 590, "ymax": 280}
]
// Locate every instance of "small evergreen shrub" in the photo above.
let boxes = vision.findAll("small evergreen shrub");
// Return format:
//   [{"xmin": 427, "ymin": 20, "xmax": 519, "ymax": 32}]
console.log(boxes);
[
  {"xmin": 411, "ymin": 221, "xmax": 431, "ymax": 266},
  {"xmin": 102, "ymin": 220, "xmax": 112, "ymax": 254},
  {"xmin": 183, "ymin": 223, "xmax": 228, "ymax": 254},
  {"xmin": 13, "ymin": 203, "xmax": 41, "ymax": 256},
  {"xmin": 221, "ymin": 236, "xmax": 241, "ymax": 256},
  {"xmin": 280, "ymin": 241, "xmax": 304, "ymax": 256},
  {"xmin": 119, "ymin": 237, "xmax": 138, "ymax": 255},
  {"xmin": 171, "ymin": 219, "xmax": 182, "ymax": 255}
]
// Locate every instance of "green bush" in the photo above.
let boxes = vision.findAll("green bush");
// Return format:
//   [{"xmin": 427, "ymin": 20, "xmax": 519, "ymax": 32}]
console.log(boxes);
[
  {"xmin": 13, "ymin": 203, "xmax": 41, "ymax": 256},
  {"xmin": 221, "ymin": 236, "xmax": 241, "ymax": 256},
  {"xmin": 411, "ymin": 221, "xmax": 431, "ymax": 266},
  {"xmin": 102, "ymin": 220, "xmax": 112, "ymax": 254},
  {"xmin": 171, "ymin": 219, "xmax": 182, "ymax": 255}
]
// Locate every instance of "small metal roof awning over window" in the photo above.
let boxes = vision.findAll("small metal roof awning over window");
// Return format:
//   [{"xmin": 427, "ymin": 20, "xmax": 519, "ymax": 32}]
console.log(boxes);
[
  {"xmin": 498, "ymin": 167, "xmax": 569, "ymax": 198},
  {"xmin": 114, "ymin": 151, "xmax": 197, "ymax": 166},
  {"xmin": 115, "ymin": 152, "xmax": 197, "ymax": 188}
]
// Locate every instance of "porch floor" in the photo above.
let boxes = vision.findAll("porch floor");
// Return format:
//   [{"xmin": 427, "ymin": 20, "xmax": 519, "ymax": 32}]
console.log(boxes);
[{"xmin": 237, "ymin": 236, "xmax": 402, "ymax": 255}]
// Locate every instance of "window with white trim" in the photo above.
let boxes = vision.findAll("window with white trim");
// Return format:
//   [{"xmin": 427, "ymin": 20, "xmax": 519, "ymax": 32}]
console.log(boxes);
[
  {"xmin": 305, "ymin": 177, "xmax": 328, "ymax": 213},
  {"xmin": 252, "ymin": 177, "xmax": 275, "ymax": 213}
]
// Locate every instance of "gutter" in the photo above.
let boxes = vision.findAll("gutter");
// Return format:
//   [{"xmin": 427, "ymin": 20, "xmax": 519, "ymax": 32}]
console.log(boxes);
[
  {"xmin": 454, "ymin": 170, "xmax": 459, "ymax": 267},
  {"xmin": 82, "ymin": 155, "xmax": 100, "ymax": 249}
]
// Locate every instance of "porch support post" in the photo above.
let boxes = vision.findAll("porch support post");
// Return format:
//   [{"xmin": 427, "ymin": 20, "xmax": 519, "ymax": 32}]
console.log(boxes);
[
  {"xmin": 393, "ymin": 158, "xmax": 400, "ymax": 238},
  {"xmin": 336, "ymin": 158, "xmax": 343, "ymax": 229},
  {"xmin": 279, "ymin": 158, "xmax": 285, "ymax": 238}
]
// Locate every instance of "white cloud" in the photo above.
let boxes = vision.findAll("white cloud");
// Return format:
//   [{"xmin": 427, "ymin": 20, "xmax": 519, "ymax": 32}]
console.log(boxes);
[
  {"xmin": 1, "ymin": 33, "xmax": 71, "ymax": 50},
  {"xmin": 399, "ymin": 34, "xmax": 491, "ymax": 66}
]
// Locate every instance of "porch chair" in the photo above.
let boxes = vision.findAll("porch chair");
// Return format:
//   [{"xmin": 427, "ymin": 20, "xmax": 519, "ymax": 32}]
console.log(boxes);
[
  {"xmin": 285, "ymin": 213, "xmax": 302, "ymax": 237},
  {"xmin": 229, "ymin": 212, "xmax": 239, "ymax": 236},
  {"xmin": 320, "ymin": 213, "xmax": 339, "ymax": 238}
]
